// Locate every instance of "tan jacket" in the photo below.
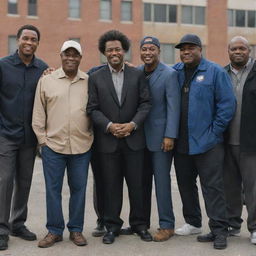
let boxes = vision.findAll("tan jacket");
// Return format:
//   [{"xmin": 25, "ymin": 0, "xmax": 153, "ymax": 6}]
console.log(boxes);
[{"xmin": 32, "ymin": 68, "xmax": 93, "ymax": 154}]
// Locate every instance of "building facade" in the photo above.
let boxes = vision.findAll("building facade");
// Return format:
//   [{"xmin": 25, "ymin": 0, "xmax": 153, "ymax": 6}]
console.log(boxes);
[{"xmin": 0, "ymin": 0, "xmax": 256, "ymax": 70}]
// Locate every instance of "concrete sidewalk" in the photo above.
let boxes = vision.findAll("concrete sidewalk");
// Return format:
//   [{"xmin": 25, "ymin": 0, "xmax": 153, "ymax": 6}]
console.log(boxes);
[{"xmin": 0, "ymin": 157, "xmax": 255, "ymax": 256}]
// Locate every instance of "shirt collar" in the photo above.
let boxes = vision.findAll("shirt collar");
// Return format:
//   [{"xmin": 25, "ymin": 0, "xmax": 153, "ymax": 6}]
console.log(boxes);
[
  {"xmin": 108, "ymin": 63, "xmax": 125, "ymax": 73},
  {"xmin": 57, "ymin": 67, "xmax": 87, "ymax": 81},
  {"xmin": 230, "ymin": 57, "xmax": 252, "ymax": 74},
  {"xmin": 13, "ymin": 50, "xmax": 39, "ymax": 67}
]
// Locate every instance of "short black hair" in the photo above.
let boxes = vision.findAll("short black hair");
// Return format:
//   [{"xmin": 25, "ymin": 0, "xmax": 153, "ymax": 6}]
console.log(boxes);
[
  {"xmin": 16, "ymin": 24, "xmax": 41, "ymax": 41},
  {"xmin": 98, "ymin": 30, "xmax": 130, "ymax": 54}
]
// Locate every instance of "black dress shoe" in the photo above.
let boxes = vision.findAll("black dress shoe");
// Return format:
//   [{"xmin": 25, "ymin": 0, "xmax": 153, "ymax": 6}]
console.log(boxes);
[
  {"xmin": 135, "ymin": 230, "xmax": 152, "ymax": 242},
  {"xmin": 11, "ymin": 226, "xmax": 37, "ymax": 241},
  {"xmin": 197, "ymin": 232, "xmax": 215, "ymax": 242},
  {"xmin": 214, "ymin": 235, "xmax": 227, "ymax": 250},
  {"xmin": 120, "ymin": 227, "xmax": 134, "ymax": 235},
  {"xmin": 92, "ymin": 223, "xmax": 106, "ymax": 237},
  {"xmin": 0, "ymin": 235, "xmax": 9, "ymax": 250},
  {"xmin": 102, "ymin": 231, "xmax": 118, "ymax": 244}
]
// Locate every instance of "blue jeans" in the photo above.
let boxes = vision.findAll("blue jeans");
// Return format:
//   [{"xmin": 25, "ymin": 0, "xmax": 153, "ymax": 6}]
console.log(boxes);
[
  {"xmin": 41, "ymin": 146, "xmax": 91, "ymax": 235},
  {"xmin": 151, "ymin": 151, "xmax": 175, "ymax": 229}
]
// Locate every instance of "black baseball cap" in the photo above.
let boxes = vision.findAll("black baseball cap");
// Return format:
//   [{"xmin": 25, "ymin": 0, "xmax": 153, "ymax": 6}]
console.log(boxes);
[
  {"xmin": 140, "ymin": 36, "xmax": 160, "ymax": 48},
  {"xmin": 175, "ymin": 34, "xmax": 202, "ymax": 49}
]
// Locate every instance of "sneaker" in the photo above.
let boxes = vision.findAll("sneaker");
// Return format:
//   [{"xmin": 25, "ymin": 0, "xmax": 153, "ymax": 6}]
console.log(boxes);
[
  {"xmin": 228, "ymin": 227, "xmax": 240, "ymax": 237},
  {"xmin": 11, "ymin": 226, "xmax": 37, "ymax": 241},
  {"xmin": 175, "ymin": 223, "xmax": 202, "ymax": 236},
  {"xmin": 153, "ymin": 229, "xmax": 174, "ymax": 242},
  {"xmin": 0, "ymin": 235, "xmax": 9, "ymax": 250},
  {"xmin": 214, "ymin": 235, "xmax": 227, "ymax": 250},
  {"xmin": 70, "ymin": 232, "xmax": 87, "ymax": 246},
  {"xmin": 38, "ymin": 233, "xmax": 63, "ymax": 248},
  {"xmin": 251, "ymin": 231, "xmax": 256, "ymax": 244}
]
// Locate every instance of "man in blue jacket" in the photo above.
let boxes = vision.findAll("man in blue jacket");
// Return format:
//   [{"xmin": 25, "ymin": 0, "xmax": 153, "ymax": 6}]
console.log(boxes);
[
  {"xmin": 139, "ymin": 36, "xmax": 180, "ymax": 242},
  {"xmin": 173, "ymin": 34, "xmax": 236, "ymax": 249}
]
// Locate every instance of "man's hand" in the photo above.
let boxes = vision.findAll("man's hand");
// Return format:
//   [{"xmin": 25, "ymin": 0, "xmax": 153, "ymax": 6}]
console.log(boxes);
[
  {"xmin": 161, "ymin": 137, "xmax": 174, "ymax": 152},
  {"xmin": 109, "ymin": 123, "xmax": 135, "ymax": 138},
  {"xmin": 42, "ymin": 67, "xmax": 55, "ymax": 76}
]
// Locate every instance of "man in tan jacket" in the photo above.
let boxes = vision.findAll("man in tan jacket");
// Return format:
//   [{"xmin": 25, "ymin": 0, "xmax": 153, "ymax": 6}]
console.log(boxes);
[{"xmin": 32, "ymin": 40, "xmax": 93, "ymax": 248}]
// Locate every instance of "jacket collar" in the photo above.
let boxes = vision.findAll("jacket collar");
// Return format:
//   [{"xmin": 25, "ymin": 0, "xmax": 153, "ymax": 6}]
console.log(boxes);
[{"xmin": 13, "ymin": 50, "xmax": 39, "ymax": 67}]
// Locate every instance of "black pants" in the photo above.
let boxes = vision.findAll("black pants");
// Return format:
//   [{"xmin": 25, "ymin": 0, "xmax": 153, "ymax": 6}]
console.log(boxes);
[
  {"xmin": 174, "ymin": 143, "xmax": 228, "ymax": 235},
  {"xmin": 100, "ymin": 139, "xmax": 148, "ymax": 233},
  {"xmin": 92, "ymin": 147, "xmax": 152, "ymax": 229},
  {"xmin": 224, "ymin": 145, "xmax": 256, "ymax": 233},
  {"xmin": 0, "ymin": 136, "xmax": 37, "ymax": 235}
]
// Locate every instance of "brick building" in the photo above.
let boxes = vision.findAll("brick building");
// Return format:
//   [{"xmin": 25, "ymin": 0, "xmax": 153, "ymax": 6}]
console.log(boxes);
[{"xmin": 0, "ymin": 0, "xmax": 256, "ymax": 70}]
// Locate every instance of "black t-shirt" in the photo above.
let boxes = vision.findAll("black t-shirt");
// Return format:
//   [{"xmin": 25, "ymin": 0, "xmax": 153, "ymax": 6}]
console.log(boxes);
[{"xmin": 176, "ymin": 65, "xmax": 198, "ymax": 154}]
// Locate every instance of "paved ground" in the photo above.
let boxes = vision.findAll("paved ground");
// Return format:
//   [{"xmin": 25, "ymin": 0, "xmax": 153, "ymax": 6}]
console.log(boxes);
[{"xmin": 0, "ymin": 157, "xmax": 255, "ymax": 256}]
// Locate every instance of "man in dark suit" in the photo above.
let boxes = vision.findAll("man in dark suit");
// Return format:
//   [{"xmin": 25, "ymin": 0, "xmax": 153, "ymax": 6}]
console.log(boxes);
[{"xmin": 87, "ymin": 30, "xmax": 152, "ymax": 244}]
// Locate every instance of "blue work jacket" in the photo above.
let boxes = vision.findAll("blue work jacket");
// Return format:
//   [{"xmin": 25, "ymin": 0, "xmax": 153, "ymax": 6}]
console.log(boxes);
[{"xmin": 174, "ymin": 58, "xmax": 236, "ymax": 155}]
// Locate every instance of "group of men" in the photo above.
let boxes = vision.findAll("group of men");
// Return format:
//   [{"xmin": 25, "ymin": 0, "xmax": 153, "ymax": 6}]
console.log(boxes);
[{"xmin": 0, "ymin": 24, "xmax": 255, "ymax": 252}]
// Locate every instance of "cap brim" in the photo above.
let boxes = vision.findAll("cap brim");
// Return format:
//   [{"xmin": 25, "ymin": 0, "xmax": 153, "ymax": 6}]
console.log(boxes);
[{"xmin": 175, "ymin": 42, "xmax": 201, "ymax": 49}]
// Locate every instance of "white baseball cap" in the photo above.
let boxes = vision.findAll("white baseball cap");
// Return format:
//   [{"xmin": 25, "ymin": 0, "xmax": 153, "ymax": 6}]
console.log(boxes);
[{"xmin": 60, "ymin": 40, "xmax": 82, "ymax": 55}]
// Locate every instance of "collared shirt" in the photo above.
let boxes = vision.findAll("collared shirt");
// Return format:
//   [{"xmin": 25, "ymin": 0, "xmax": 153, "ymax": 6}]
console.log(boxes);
[
  {"xmin": 108, "ymin": 63, "xmax": 124, "ymax": 103},
  {"xmin": 228, "ymin": 58, "xmax": 254, "ymax": 145},
  {"xmin": 32, "ymin": 68, "xmax": 93, "ymax": 154},
  {"xmin": 0, "ymin": 51, "xmax": 48, "ymax": 145}
]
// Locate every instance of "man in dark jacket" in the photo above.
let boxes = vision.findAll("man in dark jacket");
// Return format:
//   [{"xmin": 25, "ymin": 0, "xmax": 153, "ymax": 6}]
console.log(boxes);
[
  {"xmin": 87, "ymin": 30, "xmax": 152, "ymax": 244},
  {"xmin": 173, "ymin": 34, "xmax": 236, "ymax": 250},
  {"xmin": 224, "ymin": 36, "xmax": 256, "ymax": 245},
  {"xmin": 0, "ymin": 25, "xmax": 48, "ymax": 250}
]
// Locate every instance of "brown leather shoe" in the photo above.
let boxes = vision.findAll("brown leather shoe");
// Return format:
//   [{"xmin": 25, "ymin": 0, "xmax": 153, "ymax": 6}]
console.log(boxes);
[
  {"xmin": 153, "ymin": 229, "xmax": 174, "ymax": 242},
  {"xmin": 38, "ymin": 233, "xmax": 63, "ymax": 248},
  {"xmin": 69, "ymin": 232, "xmax": 87, "ymax": 246}
]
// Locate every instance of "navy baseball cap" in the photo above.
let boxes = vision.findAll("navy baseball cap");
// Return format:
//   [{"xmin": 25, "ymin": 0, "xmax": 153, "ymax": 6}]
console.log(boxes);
[
  {"xmin": 140, "ymin": 36, "xmax": 160, "ymax": 48},
  {"xmin": 175, "ymin": 34, "xmax": 202, "ymax": 49}
]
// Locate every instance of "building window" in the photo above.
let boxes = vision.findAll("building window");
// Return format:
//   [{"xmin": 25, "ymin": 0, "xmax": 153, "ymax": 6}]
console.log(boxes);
[
  {"xmin": 69, "ymin": 0, "xmax": 80, "ymax": 18},
  {"xmin": 250, "ymin": 45, "xmax": 256, "ymax": 58},
  {"xmin": 248, "ymin": 11, "xmax": 256, "ymax": 27},
  {"xmin": 160, "ymin": 44, "xmax": 175, "ymax": 65},
  {"xmin": 8, "ymin": 0, "xmax": 18, "ymax": 14},
  {"xmin": 154, "ymin": 4, "xmax": 167, "ymax": 22},
  {"xmin": 8, "ymin": 35, "xmax": 17, "ymax": 54},
  {"xmin": 181, "ymin": 6, "xmax": 193, "ymax": 24},
  {"xmin": 144, "ymin": 3, "xmax": 177, "ymax": 23},
  {"xmin": 100, "ymin": 0, "xmax": 112, "ymax": 20},
  {"xmin": 228, "ymin": 9, "xmax": 234, "ymax": 26},
  {"xmin": 144, "ymin": 3, "xmax": 151, "ymax": 21},
  {"xmin": 228, "ymin": 9, "xmax": 256, "ymax": 27},
  {"xmin": 121, "ymin": 0, "xmax": 132, "ymax": 21},
  {"xmin": 181, "ymin": 5, "xmax": 205, "ymax": 25},
  {"xmin": 28, "ymin": 0, "xmax": 37, "ymax": 16},
  {"xmin": 236, "ymin": 10, "xmax": 246, "ymax": 27},
  {"xmin": 168, "ymin": 5, "xmax": 177, "ymax": 23}
]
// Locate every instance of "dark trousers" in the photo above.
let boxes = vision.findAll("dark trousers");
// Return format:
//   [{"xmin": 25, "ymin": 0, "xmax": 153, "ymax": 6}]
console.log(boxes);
[
  {"xmin": 41, "ymin": 146, "xmax": 91, "ymax": 235},
  {"xmin": 0, "ymin": 136, "xmax": 36, "ymax": 235},
  {"xmin": 224, "ymin": 145, "xmax": 256, "ymax": 233},
  {"xmin": 92, "ymin": 147, "xmax": 152, "ymax": 229},
  {"xmin": 174, "ymin": 143, "xmax": 228, "ymax": 235},
  {"xmin": 100, "ymin": 139, "xmax": 148, "ymax": 233}
]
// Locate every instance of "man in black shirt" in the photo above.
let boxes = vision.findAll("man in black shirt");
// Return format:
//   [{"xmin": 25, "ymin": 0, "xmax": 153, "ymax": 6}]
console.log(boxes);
[{"xmin": 0, "ymin": 25, "xmax": 48, "ymax": 250}]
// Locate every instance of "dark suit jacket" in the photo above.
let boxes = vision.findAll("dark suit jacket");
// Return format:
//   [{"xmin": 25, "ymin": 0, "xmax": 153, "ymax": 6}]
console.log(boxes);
[{"xmin": 86, "ymin": 64, "xmax": 151, "ymax": 153}]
